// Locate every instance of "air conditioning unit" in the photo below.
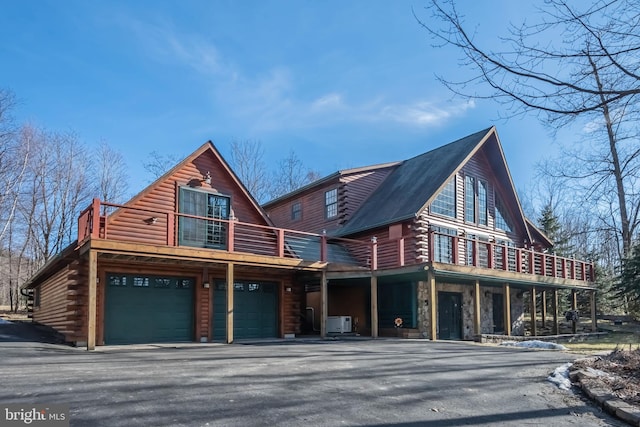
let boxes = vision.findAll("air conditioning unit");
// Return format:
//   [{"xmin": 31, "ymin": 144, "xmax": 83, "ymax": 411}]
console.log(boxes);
[{"xmin": 326, "ymin": 316, "xmax": 352, "ymax": 333}]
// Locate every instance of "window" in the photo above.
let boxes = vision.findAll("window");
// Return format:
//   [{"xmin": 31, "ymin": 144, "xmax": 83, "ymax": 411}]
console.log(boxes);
[
  {"xmin": 432, "ymin": 225, "xmax": 456, "ymax": 263},
  {"xmin": 466, "ymin": 234, "xmax": 490, "ymax": 268},
  {"xmin": 495, "ymin": 195, "xmax": 513, "ymax": 232},
  {"xmin": 431, "ymin": 178, "xmax": 456, "ymax": 218},
  {"xmin": 464, "ymin": 176, "xmax": 488, "ymax": 226},
  {"xmin": 478, "ymin": 180, "xmax": 488, "ymax": 226},
  {"xmin": 325, "ymin": 188, "xmax": 338, "ymax": 219},
  {"xmin": 291, "ymin": 202, "xmax": 301, "ymax": 221},
  {"xmin": 34, "ymin": 286, "xmax": 41, "ymax": 308},
  {"xmin": 464, "ymin": 176, "xmax": 475, "ymax": 222},
  {"xmin": 179, "ymin": 187, "xmax": 230, "ymax": 248}
]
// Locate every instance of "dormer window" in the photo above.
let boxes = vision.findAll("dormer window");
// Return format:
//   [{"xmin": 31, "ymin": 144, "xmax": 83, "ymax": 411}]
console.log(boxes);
[{"xmin": 325, "ymin": 188, "xmax": 338, "ymax": 219}]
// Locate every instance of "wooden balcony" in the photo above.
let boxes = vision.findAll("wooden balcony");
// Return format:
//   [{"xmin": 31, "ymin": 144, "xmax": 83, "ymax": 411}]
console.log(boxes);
[{"xmin": 77, "ymin": 199, "xmax": 369, "ymax": 269}]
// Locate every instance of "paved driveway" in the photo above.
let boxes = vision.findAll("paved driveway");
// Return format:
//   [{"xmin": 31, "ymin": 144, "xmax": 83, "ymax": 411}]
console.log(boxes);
[{"xmin": 0, "ymin": 338, "xmax": 625, "ymax": 426}]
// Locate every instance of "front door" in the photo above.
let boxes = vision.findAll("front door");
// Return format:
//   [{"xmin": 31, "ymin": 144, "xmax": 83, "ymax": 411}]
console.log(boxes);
[
  {"xmin": 492, "ymin": 293, "xmax": 505, "ymax": 333},
  {"xmin": 438, "ymin": 291, "xmax": 462, "ymax": 340}
]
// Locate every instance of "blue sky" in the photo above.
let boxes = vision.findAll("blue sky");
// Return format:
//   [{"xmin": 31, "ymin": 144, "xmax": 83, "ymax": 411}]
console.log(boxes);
[{"xmin": 1, "ymin": 1, "xmax": 561, "ymax": 202}]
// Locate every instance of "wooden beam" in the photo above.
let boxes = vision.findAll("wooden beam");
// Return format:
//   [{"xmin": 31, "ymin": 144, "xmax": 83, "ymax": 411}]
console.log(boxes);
[
  {"xmin": 503, "ymin": 284, "xmax": 511, "ymax": 336},
  {"xmin": 320, "ymin": 270, "xmax": 327, "ymax": 338},
  {"xmin": 541, "ymin": 290, "xmax": 547, "ymax": 329},
  {"xmin": 590, "ymin": 290, "xmax": 597, "ymax": 332},
  {"xmin": 370, "ymin": 275, "xmax": 378, "ymax": 338},
  {"xmin": 530, "ymin": 287, "xmax": 537, "ymax": 337},
  {"xmin": 473, "ymin": 280, "xmax": 481, "ymax": 336},
  {"xmin": 571, "ymin": 289, "xmax": 578, "ymax": 334},
  {"xmin": 226, "ymin": 263, "xmax": 234, "ymax": 344},
  {"xmin": 552, "ymin": 288, "xmax": 559, "ymax": 335},
  {"xmin": 87, "ymin": 249, "xmax": 97, "ymax": 351},
  {"xmin": 427, "ymin": 269, "xmax": 437, "ymax": 340}
]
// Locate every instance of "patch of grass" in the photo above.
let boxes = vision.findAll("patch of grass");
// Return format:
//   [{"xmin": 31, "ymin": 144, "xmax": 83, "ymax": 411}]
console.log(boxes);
[{"xmin": 565, "ymin": 331, "xmax": 640, "ymax": 353}]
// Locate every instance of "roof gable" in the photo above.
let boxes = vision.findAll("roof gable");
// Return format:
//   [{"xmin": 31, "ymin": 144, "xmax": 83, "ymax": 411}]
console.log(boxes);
[
  {"xmin": 337, "ymin": 127, "xmax": 493, "ymax": 236},
  {"xmin": 118, "ymin": 141, "xmax": 273, "ymax": 226}
]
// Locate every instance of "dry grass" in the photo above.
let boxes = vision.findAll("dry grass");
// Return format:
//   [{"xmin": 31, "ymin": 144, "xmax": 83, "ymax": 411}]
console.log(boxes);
[{"xmin": 0, "ymin": 305, "xmax": 29, "ymax": 321}]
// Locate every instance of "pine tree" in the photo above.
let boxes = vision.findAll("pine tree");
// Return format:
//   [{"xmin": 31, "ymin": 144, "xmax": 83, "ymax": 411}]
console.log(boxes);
[{"xmin": 616, "ymin": 244, "xmax": 640, "ymax": 316}]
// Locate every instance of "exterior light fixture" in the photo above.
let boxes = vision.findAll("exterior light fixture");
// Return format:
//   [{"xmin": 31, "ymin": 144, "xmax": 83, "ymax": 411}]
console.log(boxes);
[
  {"xmin": 144, "ymin": 217, "xmax": 158, "ymax": 225},
  {"xmin": 203, "ymin": 171, "xmax": 212, "ymax": 185}
]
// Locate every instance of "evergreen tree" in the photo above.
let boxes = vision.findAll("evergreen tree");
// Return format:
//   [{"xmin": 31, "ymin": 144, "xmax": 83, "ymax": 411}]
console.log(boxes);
[
  {"xmin": 616, "ymin": 243, "xmax": 640, "ymax": 316},
  {"xmin": 538, "ymin": 203, "xmax": 572, "ymax": 256}
]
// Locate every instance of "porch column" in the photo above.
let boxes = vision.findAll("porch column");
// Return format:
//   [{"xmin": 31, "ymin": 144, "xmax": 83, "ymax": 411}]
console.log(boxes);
[
  {"xmin": 87, "ymin": 249, "xmax": 97, "ymax": 351},
  {"xmin": 541, "ymin": 290, "xmax": 547, "ymax": 329},
  {"xmin": 473, "ymin": 280, "xmax": 481, "ymax": 336},
  {"xmin": 571, "ymin": 289, "xmax": 578, "ymax": 334},
  {"xmin": 552, "ymin": 288, "xmax": 559, "ymax": 335},
  {"xmin": 427, "ymin": 269, "xmax": 437, "ymax": 340},
  {"xmin": 320, "ymin": 270, "xmax": 327, "ymax": 338},
  {"xmin": 530, "ymin": 287, "xmax": 537, "ymax": 336},
  {"xmin": 370, "ymin": 275, "xmax": 378, "ymax": 338},
  {"xmin": 226, "ymin": 263, "xmax": 234, "ymax": 344},
  {"xmin": 590, "ymin": 290, "xmax": 597, "ymax": 332},
  {"xmin": 503, "ymin": 284, "xmax": 511, "ymax": 336}
]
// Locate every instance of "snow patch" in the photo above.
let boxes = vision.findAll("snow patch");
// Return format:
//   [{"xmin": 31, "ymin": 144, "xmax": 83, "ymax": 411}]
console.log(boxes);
[
  {"xmin": 0, "ymin": 318, "xmax": 12, "ymax": 325},
  {"xmin": 500, "ymin": 340, "xmax": 567, "ymax": 350},
  {"xmin": 548, "ymin": 362, "xmax": 573, "ymax": 390}
]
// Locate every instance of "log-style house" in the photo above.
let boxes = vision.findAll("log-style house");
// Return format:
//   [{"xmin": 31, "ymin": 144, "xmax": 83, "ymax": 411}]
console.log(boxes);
[
  {"xmin": 264, "ymin": 127, "xmax": 596, "ymax": 340},
  {"xmin": 23, "ymin": 127, "xmax": 596, "ymax": 349}
]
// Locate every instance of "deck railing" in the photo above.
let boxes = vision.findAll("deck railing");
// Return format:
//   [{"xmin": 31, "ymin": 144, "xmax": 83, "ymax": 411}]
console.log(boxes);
[
  {"xmin": 77, "ymin": 199, "xmax": 370, "ymax": 265},
  {"xmin": 425, "ymin": 229, "xmax": 594, "ymax": 282},
  {"xmin": 77, "ymin": 199, "xmax": 595, "ymax": 283}
]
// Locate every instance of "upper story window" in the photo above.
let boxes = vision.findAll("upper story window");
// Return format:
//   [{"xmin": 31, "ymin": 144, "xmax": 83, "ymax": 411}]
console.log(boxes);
[
  {"xmin": 464, "ymin": 175, "xmax": 488, "ymax": 226},
  {"xmin": 179, "ymin": 187, "xmax": 230, "ymax": 249},
  {"xmin": 291, "ymin": 201, "xmax": 302, "ymax": 221},
  {"xmin": 432, "ymin": 225, "xmax": 456, "ymax": 263},
  {"xmin": 495, "ymin": 195, "xmax": 513, "ymax": 232},
  {"xmin": 325, "ymin": 188, "xmax": 338, "ymax": 219},
  {"xmin": 431, "ymin": 178, "xmax": 456, "ymax": 218}
]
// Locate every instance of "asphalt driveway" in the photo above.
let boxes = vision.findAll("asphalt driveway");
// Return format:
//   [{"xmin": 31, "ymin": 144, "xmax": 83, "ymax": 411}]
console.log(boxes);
[{"xmin": 0, "ymin": 334, "xmax": 625, "ymax": 426}]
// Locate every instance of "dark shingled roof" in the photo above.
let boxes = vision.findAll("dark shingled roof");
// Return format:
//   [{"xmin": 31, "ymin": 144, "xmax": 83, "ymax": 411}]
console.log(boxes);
[{"xmin": 336, "ymin": 127, "xmax": 493, "ymax": 237}]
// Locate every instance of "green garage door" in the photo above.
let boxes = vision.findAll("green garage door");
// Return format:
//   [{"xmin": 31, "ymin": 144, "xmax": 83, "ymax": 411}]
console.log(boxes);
[
  {"xmin": 213, "ymin": 281, "xmax": 278, "ymax": 340},
  {"xmin": 105, "ymin": 274, "xmax": 194, "ymax": 344}
]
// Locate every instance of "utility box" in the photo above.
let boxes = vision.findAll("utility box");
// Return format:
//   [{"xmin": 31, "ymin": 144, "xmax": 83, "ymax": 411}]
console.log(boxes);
[{"xmin": 326, "ymin": 316, "xmax": 352, "ymax": 333}]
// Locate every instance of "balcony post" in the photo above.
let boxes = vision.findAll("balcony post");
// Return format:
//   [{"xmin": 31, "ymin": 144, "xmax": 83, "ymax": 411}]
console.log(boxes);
[
  {"xmin": 528, "ymin": 251, "xmax": 534, "ymax": 275},
  {"xmin": 590, "ymin": 290, "xmax": 597, "ymax": 332},
  {"xmin": 515, "ymin": 249, "xmax": 522, "ymax": 273},
  {"xmin": 371, "ymin": 236, "xmax": 378, "ymax": 271},
  {"xmin": 552, "ymin": 288, "xmax": 559, "ymax": 335},
  {"xmin": 503, "ymin": 283, "xmax": 512, "ymax": 336},
  {"xmin": 227, "ymin": 218, "xmax": 235, "ymax": 253},
  {"xmin": 530, "ymin": 287, "xmax": 537, "ymax": 337},
  {"xmin": 277, "ymin": 229, "xmax": 285, "ymax": 258},
  {"xmin": 451, "ymin": 235, "xmax": 458, "ymax": 265},
  {"xmin": 581, "ymin": 262, "xmax": 586, "ymax": 281},
  {"xmin": 487, "ymin": 242, "xmax": 494, "ymax": 269},
  {"xmin": 91, "ymin": 198, "xmax": 101, "ymax": 238},
  {"xmin": 550, "ymin": 255, "xmax": 556, "ymax": 277},
  {"xmin": 320, "ymin": 230, "xmax": 327, "ymax": 262},
  {"xmin": 560, "ymin": 258, "xmax": 566, "ymax": 279},
  {"xmin": 428, "ymin": 228, "xmax": 435, "ymax": 262},
  {"xmin": 540, "ymin": 254, "xmax": 546, "ymax": 276},
  {"xmin": 502, "ymin": 245, "xmax": 507, "ymax": 270},
  {"xmin": 473, "ymin": 239, "xmax": 478, "ymax": 267}
]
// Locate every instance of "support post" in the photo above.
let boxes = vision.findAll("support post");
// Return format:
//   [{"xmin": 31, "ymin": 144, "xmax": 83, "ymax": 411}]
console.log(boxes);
[
  {"xmin": 572, "ymin": 289, "xmax": 578, "ymax": 334},
  {"xmin": 541, "ymin": 290, "xmax": 547, "ymax": 329},
  {"xmin": 370, "ymin": 275, "xmax": 378, "ymax": 338},
  {"xmin": 473, "ymin": 280, "xmax": 481, "ymax": 336},
  {"xmin": 320, "ymin": 270, "xmax": 327, "ymax": 338},
  {"xmin": 87, "ymin": 249, "xmax": 97, "ymax": 351},
  {"xmin": 552, "ymin": 288, "xmax": 559, "ymax": 335},
  {"xmin": 530, "ymin": 287, "xmax": 537, "ymax": 336},
  {"xmin": 503, "ymin": 284, "xmax": 511, "ymax": 336},
  {"xmin": 590, "ymin": 290, "xmax": 597, "ymax": 332},
  {"xmin": 226, "ymin": 263, "xmax": 234, "ymax": 344},
  {"xmin": 427, "ymin": 269, "xmax": 437, "ymax": 340}
]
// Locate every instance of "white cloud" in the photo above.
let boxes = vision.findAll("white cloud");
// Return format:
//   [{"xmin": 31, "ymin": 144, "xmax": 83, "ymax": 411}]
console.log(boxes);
[
  {"xmin": 311, "ymin": 93, "xmax": 345, "ymax": 111},
  {"xmin": 379, "ymin": 99, "xmax": 476, "ymax": 126}
]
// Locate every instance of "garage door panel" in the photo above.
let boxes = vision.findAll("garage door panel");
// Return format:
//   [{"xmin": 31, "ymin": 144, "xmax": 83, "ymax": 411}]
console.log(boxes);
[
  {"xmin": 105, "ymin": 274, "xmax": 194, "ymax": 345},
  {"xmin": 213, "ymin": 281, "xmax": 278, "ymax": 340}
]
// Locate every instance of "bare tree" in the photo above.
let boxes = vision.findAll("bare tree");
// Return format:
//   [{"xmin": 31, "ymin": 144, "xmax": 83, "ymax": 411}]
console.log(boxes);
[
  {"xmin": 420, "ymin": 0, "xmax": 640, "ymax": 259},
  {"xmin": 269, "ymin": 150, "xmax": 321, "ymax": 200},
  {"xmin": 93, "ymin": 140, "xmax": 129, "ymax": 206},
  {"xmin": 229, "ymin": 139, "xmax": 270, "ymax": 203},
  {"xmin": 143, "ymin": 150, "xmax": 182, "ymax": 181}
]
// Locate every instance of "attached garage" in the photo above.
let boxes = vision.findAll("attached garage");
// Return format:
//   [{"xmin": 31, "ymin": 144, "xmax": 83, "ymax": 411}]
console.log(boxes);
[
  {"xmin": 104, "ymin": 273, "xmax": 195, "ymax": 344},
  {"xmin": 213, "ymin": 281, "xmax": 278, "ymax": 340}
]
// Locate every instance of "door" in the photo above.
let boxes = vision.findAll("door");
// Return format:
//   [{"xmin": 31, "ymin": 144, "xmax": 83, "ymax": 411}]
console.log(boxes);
[
  {"xmin": 213, "ymin": 281, "xmax": 278, "ymax": 340},
  {"xmin": 104, "ymin": 274, "xmax": 194, "ymax": 345},
  {"xmin": 438, "ymin": 291, "xmax": 462, "ymax": 340},
  {"xmin": 492, "ymin": 293, "xmax": 505, "ymax": 333}
]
